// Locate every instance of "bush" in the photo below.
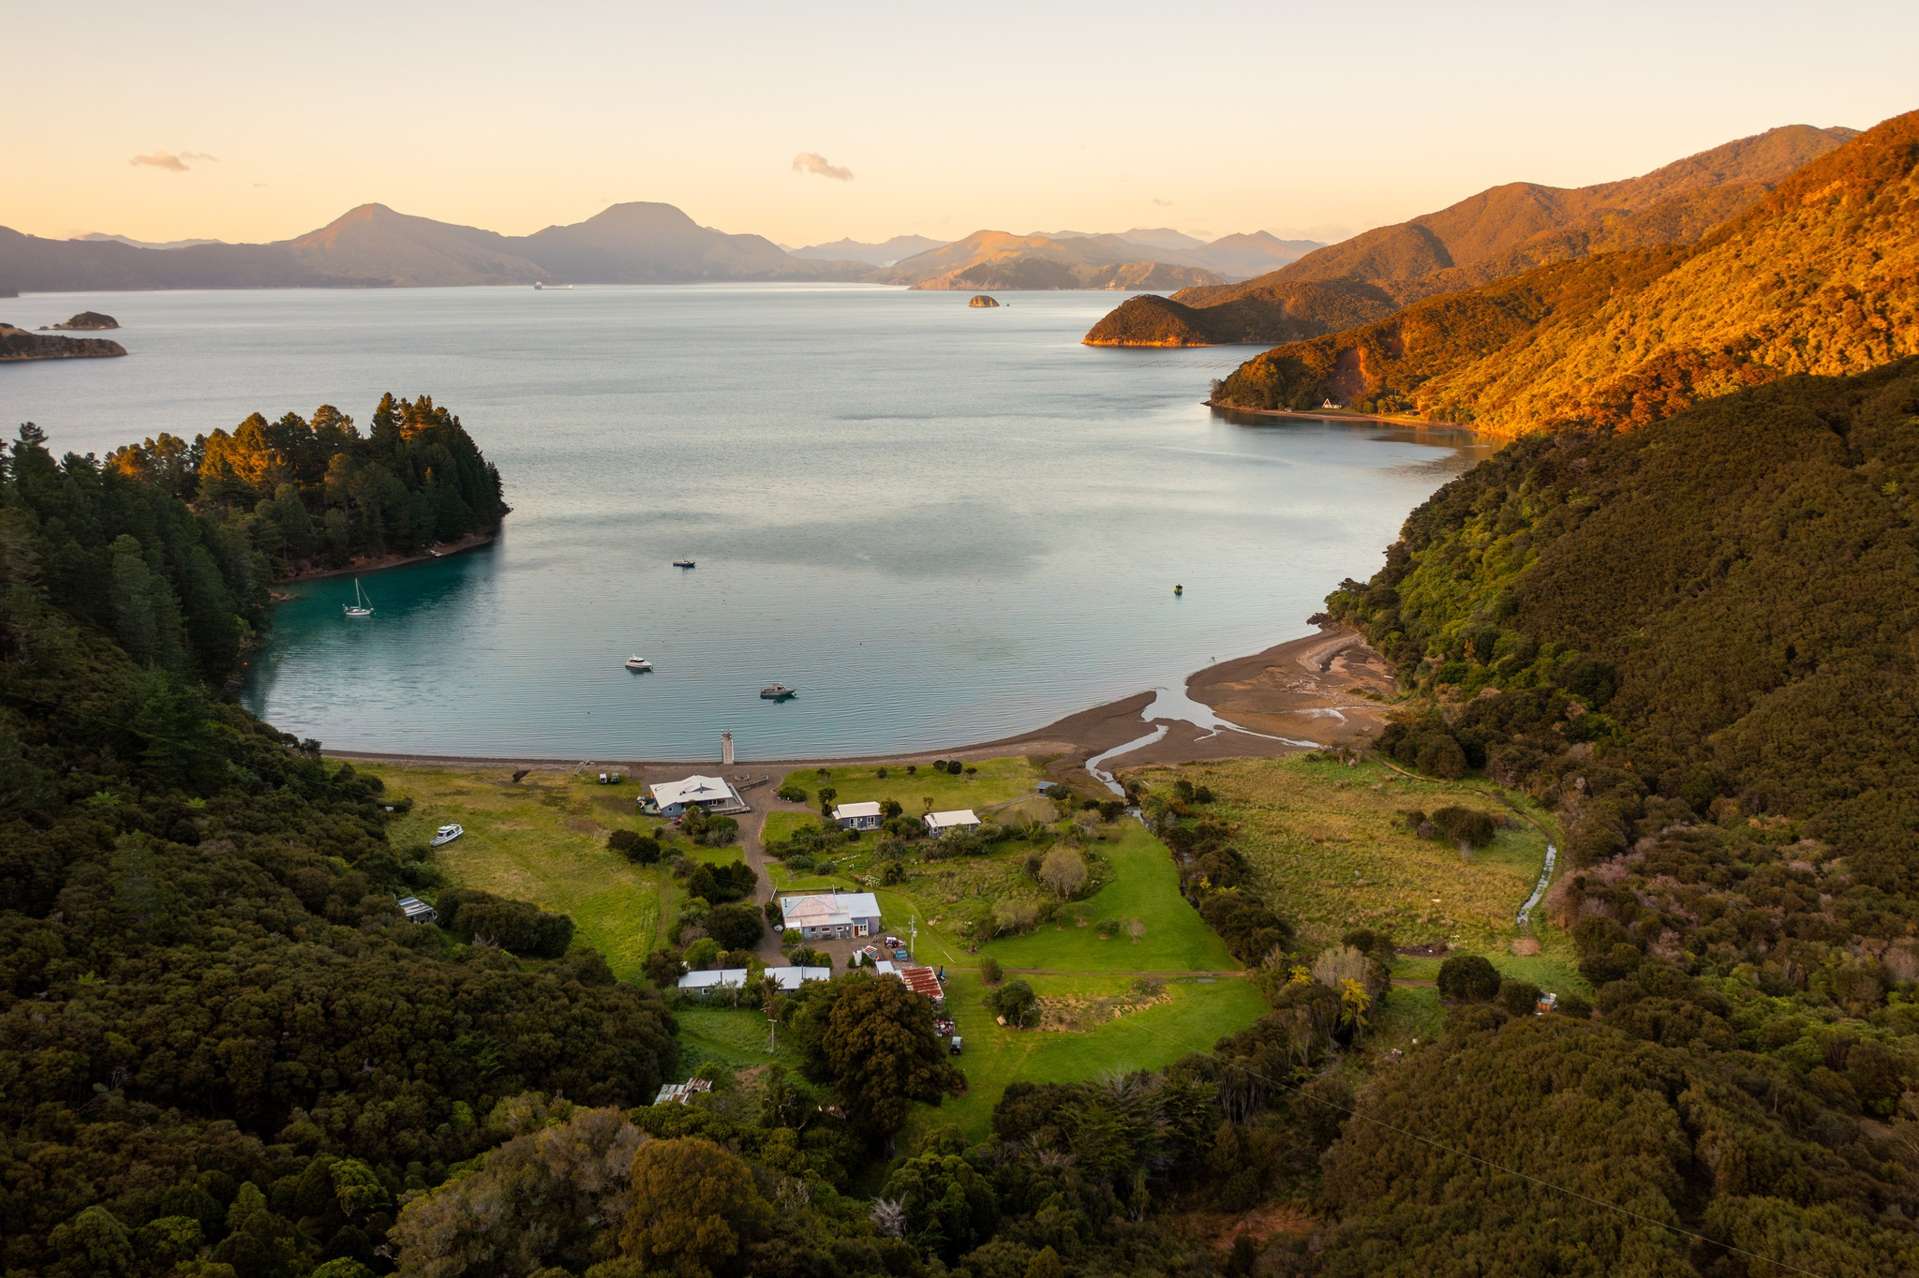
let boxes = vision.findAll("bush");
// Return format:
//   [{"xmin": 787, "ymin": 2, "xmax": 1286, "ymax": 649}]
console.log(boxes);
[
  {"xmin": 1429, "ymin": 806, "xmax": 1498, "ymax": 848},
  {"xmin": 986, "ymin": 979, "xmax": 1040, "ymax": 1028},
  {"xmin": 1556, "ymin": 993, "xmax": 1593, "ymax": 1019},
  {"xmin": 437, "ymin": 889, "xmax": 575, "ymax": 958},
  {"xmin": 608, "ymin": 828, "xmax": 663, "ymax": 864},
  {"xmin": 776, "ymin": 782, "xmax": 808, "ymax": 803},
  {"xmin": 643, "ymin": 948, "xmax": 686, "ymax": 987},
  {"xmin": 980, "ymin": 957, "xmax": 1003, "ymax": 985},
  {"xmin": 990, "ymin": 898, "xmax": 1041, "ymax": 937},
  {"xmin": 705, "ymin": 902, "xmax": 764, "ymax": 950},
  {"xmin": 1497, "ymin": 979, "xmax": 1542, "ymax": 1017},
  {"xmin": 686, "ymin": 861, "xmax": 756, "ymax": 905},
  {"xmin": 683, "ymin": 937, "xmax": 720, "ymax": 969},
  {"xmin": 1437, "ymin": 954, "xmax": 1501, "ymax": 1002}
]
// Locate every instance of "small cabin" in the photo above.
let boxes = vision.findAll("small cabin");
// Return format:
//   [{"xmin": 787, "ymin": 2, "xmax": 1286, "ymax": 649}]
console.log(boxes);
[
  {"xmin": 831, "ymin": 801, "xmax": 883, "ymax": 831},
  {"xmin": 923, "ymin": 809, "xmax": 981, "ymax": 838}
]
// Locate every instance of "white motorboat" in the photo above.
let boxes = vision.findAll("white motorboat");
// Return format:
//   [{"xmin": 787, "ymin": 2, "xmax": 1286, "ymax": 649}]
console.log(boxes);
[
  {"xmin": 760, "ymin": 683, "xmax": 797, "ymax": 700},
  {"xmin": 343, "ymin": 578, "xmax": 374, "ymax": 618},
  {"xmin": 430, "ymin": 823, "xmax": 464, "ymax": 847},
  {"xmin": 624, "ymin": 656, "xmax": 653, "ymax": 671}
]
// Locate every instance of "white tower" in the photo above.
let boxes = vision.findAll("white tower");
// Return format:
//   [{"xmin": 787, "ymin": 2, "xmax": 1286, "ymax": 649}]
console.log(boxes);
[{"xmin": 720, "ymin": 730, "xmax": 735, "ymax": 766}]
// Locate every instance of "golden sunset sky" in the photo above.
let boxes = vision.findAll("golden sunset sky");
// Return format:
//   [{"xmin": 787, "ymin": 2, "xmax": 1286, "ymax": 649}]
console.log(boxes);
[{"xmin": 4, "ymin": 0, "xmax": 1914, "ymax": 246}]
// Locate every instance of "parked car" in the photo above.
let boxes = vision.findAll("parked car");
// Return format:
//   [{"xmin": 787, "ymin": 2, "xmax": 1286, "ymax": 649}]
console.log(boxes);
[{"xmin": 950, "ymin": 1036, "xmax": 964, "ymax": 1055}]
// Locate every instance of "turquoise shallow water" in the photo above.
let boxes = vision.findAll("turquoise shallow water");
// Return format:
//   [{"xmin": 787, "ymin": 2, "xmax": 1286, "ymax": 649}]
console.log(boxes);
[{"xmin": 4, "ymin": 284, "xmax": 1488, "ymax": 759}]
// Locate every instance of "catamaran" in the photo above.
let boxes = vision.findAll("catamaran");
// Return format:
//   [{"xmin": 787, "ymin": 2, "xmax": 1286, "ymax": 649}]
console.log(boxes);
[{"xmin": 343, "ymin": 579, "xmax": 374, "ymax": 618}]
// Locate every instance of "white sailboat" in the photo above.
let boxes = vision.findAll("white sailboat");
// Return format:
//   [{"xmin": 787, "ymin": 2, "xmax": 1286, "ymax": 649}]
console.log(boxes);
[{"xmin": 343, "ymin": 578, "xmax": 374, "ymax": 618}]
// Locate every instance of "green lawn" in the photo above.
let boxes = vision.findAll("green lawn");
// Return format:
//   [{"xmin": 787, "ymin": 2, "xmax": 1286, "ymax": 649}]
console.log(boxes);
[
  {"xmin": 1130, "ymin": 755, "xmax": 1571, "ymax": 964},
  {"xmin": 778, "ymin": 757, "xmax": 1043, "ymax": 815},
  {"xmin": 981, "ymin": 823, "xmax": 1238, "ymax": 972},
  {"xmin": 675, "ymin": 1007, "xmax": 801, "ymax": 1073},
  {"xmin": 919, "ymin": 970, "xmax": 1269, "ymax": 1139},
  {"xmin": 360, "ymin": 761, "xmax": 680, "ymax": 982}
]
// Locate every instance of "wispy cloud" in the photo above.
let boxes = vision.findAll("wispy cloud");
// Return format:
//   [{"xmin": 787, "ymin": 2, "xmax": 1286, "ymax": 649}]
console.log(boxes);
[
  {"xmin": 792, "ymin": 151, "xmax": 854, "ymax": 182},
  {"xmin": 130, "ymin": 150, "xmax": 219, "ymax": 173},
  {"xmin": 1152, "ymin": 197, "xmax": 1174, "ymax": 207}
]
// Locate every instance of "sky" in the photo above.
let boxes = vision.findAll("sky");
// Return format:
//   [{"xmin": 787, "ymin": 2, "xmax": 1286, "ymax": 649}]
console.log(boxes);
[{"xmin": 4, "ymin": 0, "xmax": 1915, "ymax": 249}]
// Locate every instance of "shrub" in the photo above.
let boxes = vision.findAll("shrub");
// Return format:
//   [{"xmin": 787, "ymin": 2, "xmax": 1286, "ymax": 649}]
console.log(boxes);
[
  {"xmin": 437, "ymin": 889, "xmax": 575, "ymax": 958},
  {"xmin": 642, "ymin": 948, "xmax": 686, "ymax": 987},
  {"xmin": 682, "ymin": 937, "xmax": 720, "ymax": 969},
  {"xmin": 1437, "ymin": 954, "xmax": 1501, "ymax": 1002},
  {"xmin": 1429, "ymin": 806, "xmax": 1497, "ymax": 848},
  {"xmin": 990, "ymin": 898, "xmax": 1041, "ymax": 937},
  {"xmin": 905, "ymin": 764, "xmax": 917, "ymax": 775},
  {"xmin": 880, "ymin": 859, "xmax": 906, "ymax": 885},
  {"xmin": 776, "ymin": 782, "xmax": 808, "ymax": 803},
  {"xmin": 1497, "ymin": 979, "xmax": 1543, "ymax": 1017},
  {"xmin": 686, "ymin": 861, "xmax": 756, "ymax": 905},
  {"xmin": 1556, "ymin": 993, "xmax": 1593, "ymax": 1019},
  {"xmin": 705, "ymin": 902, "xmax": 764, "ymax": 950},
  {"xmin": 608, "ymin": 828, "xmax": 663, "ymax": 864},
  {"xmin": 1037, "ymin": 846, "xmax": 1088, "ymax": 899},
  {"xmin": 876, "ymin": 767, "xmax": 888, "ymax": 779},
  {"xmin": 980, "ymin": 957, "xmax": 1003, "ymax": 985},
  {"xmin": 987, "ymin": 979, "xmax": 1040, "ymax": 1028}
]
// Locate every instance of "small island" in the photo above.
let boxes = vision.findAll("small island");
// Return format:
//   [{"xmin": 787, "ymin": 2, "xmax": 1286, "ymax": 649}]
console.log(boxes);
[
  {"xmin": 0, "ymin": 322, "xmax": 127, "ymax": 361},
  {"xmin": 967, "ymin": 294, "xmax": 1001, "ymax": 308},
  {"xmin": 46, "ymin": 310, "xmax": 120, "ymax": 331}
]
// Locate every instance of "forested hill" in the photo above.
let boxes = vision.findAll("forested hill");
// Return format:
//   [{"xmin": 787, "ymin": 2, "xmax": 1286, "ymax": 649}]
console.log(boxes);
[
  {"xmin": 1212, "ymin": 109, "xmax": 1919, "ymax": 431},
  {"xmin": 107, "ymin": 392, "xmax": 507, "ymax": 582},
  {"xmin": 1083, "ymin": 121, "xmax": 1855, "ymax": 346},
  {"xmin": 1314, "ymin": 363, "xmax": 1919, "ymax": 1268},
  {"xmin": 0, "ymin": 422, "xmax": 676, "ymax": 1276}
]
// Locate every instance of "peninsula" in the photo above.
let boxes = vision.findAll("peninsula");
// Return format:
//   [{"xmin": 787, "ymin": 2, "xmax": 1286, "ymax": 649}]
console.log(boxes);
[{"xmin": 0, "ymin": 321, "xmax": 126, "ymax": 360}]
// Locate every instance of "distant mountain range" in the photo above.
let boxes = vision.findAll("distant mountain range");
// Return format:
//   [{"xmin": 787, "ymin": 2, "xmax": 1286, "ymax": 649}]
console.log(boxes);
[
  {"xmin": 876, "ymin": 231, "xmax": 1228, "ymax": 290},
  {"xmin": 1085, "ymin": 123, "xmax": 1859, "ymax": 346},
  {"xmin": 0, "ymin": 203, "xmax": 876, "ymax": 292},
  {"xmin": 882, "ymin": 226, "xmax": 1318, "ymax": 289},
  {"xmin": 0, "ymin": 209, "xmax": 1314, "ymax": 293},
  {"xmin": 1209, "ymin": 111, "xmax": 1918, "ymax": 435},
  {"xmin": 76, "ymin": 233, "xmax": 229, "ymax": 251},
  {"xmin": 788, "ymin": 235, "xmax": 945, "ymax": 267}
]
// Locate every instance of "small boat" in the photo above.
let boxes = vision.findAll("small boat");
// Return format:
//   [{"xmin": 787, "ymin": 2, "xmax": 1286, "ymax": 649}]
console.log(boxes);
[
  {"xmin": 1174, "ymin": 584, "xmax": 1183, "ymax": 596},
  {"xmin": 532, "ymin": 282, "xmax": 574, "ymax": 291},
  {"xmin": 430, "ymin": 823, "xmax": 464, "ymax": 847},
  {"xmin": 760, "ymin": 683, "xmax": 797, "ymax": 700},
  {"xmin": 343, "ymin": 578, "xmax": 374, "ymax": 618},
  {"xmin": 624, "ymin": 656, "xmax": 653, "ymax": 672},
  {"xmin": 672, "ymin": 559, "xmax": 696, "ymax": 569}
]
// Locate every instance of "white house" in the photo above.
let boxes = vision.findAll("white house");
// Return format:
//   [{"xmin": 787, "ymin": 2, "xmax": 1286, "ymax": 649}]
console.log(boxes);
[
  {"xmin": 923, "ymin": 809, "xmax": 981, "ymax": 838},
  {"xmin": 831, "ymin": 800, "xmax": 883, "ymax": 831},
  {"xmin": 779, "ymin": 890, "xmax": 882, "ymax": 940},
  {"xmin": 645, "ymin": 774, "xmax": 747, "ymax": 817},
  {"xmin": 676, "ymin": 965, "xmax": 831, "ymax": 995}
]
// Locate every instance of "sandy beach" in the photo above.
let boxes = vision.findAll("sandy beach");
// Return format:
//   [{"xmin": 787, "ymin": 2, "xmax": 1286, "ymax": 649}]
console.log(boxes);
[{"xmin": 328, "ymin": 625, "xmax": 1397, "ymax": 787}]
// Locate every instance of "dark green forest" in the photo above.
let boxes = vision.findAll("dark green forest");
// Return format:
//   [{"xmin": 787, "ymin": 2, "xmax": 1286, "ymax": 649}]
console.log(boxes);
[
  {"xmin": 1321, "ymin": 362, "xmax": 1919, "ymax": 1271},
  {"xmin": 106, "ymin": 393, "xmax": 507, "ymax": 581}
]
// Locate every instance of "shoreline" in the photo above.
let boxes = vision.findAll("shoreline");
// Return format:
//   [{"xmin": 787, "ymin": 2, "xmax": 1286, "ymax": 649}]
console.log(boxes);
[
  {"xmin": 278, "ymin": 528, "xmax": 498, "ymax": 586},
  {"xmin": 1205, "ymin": 401, "xmax": 1469, "ymax": 433},
  {"xmin": 324, "ymin": 625, "xmax": 1396, "ymax": 782}
]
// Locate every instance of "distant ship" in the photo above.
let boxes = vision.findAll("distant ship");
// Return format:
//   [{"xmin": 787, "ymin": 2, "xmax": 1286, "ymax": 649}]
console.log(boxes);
[{"xmin": 533, "ymin": 282, "xmax": 574, "ymax": 291}]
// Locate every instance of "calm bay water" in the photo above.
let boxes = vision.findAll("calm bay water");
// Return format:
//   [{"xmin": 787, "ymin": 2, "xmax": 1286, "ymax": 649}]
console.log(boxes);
[{"xmin": 3, "ymin": 285, "xmax": 1488, "ymax": 759}]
